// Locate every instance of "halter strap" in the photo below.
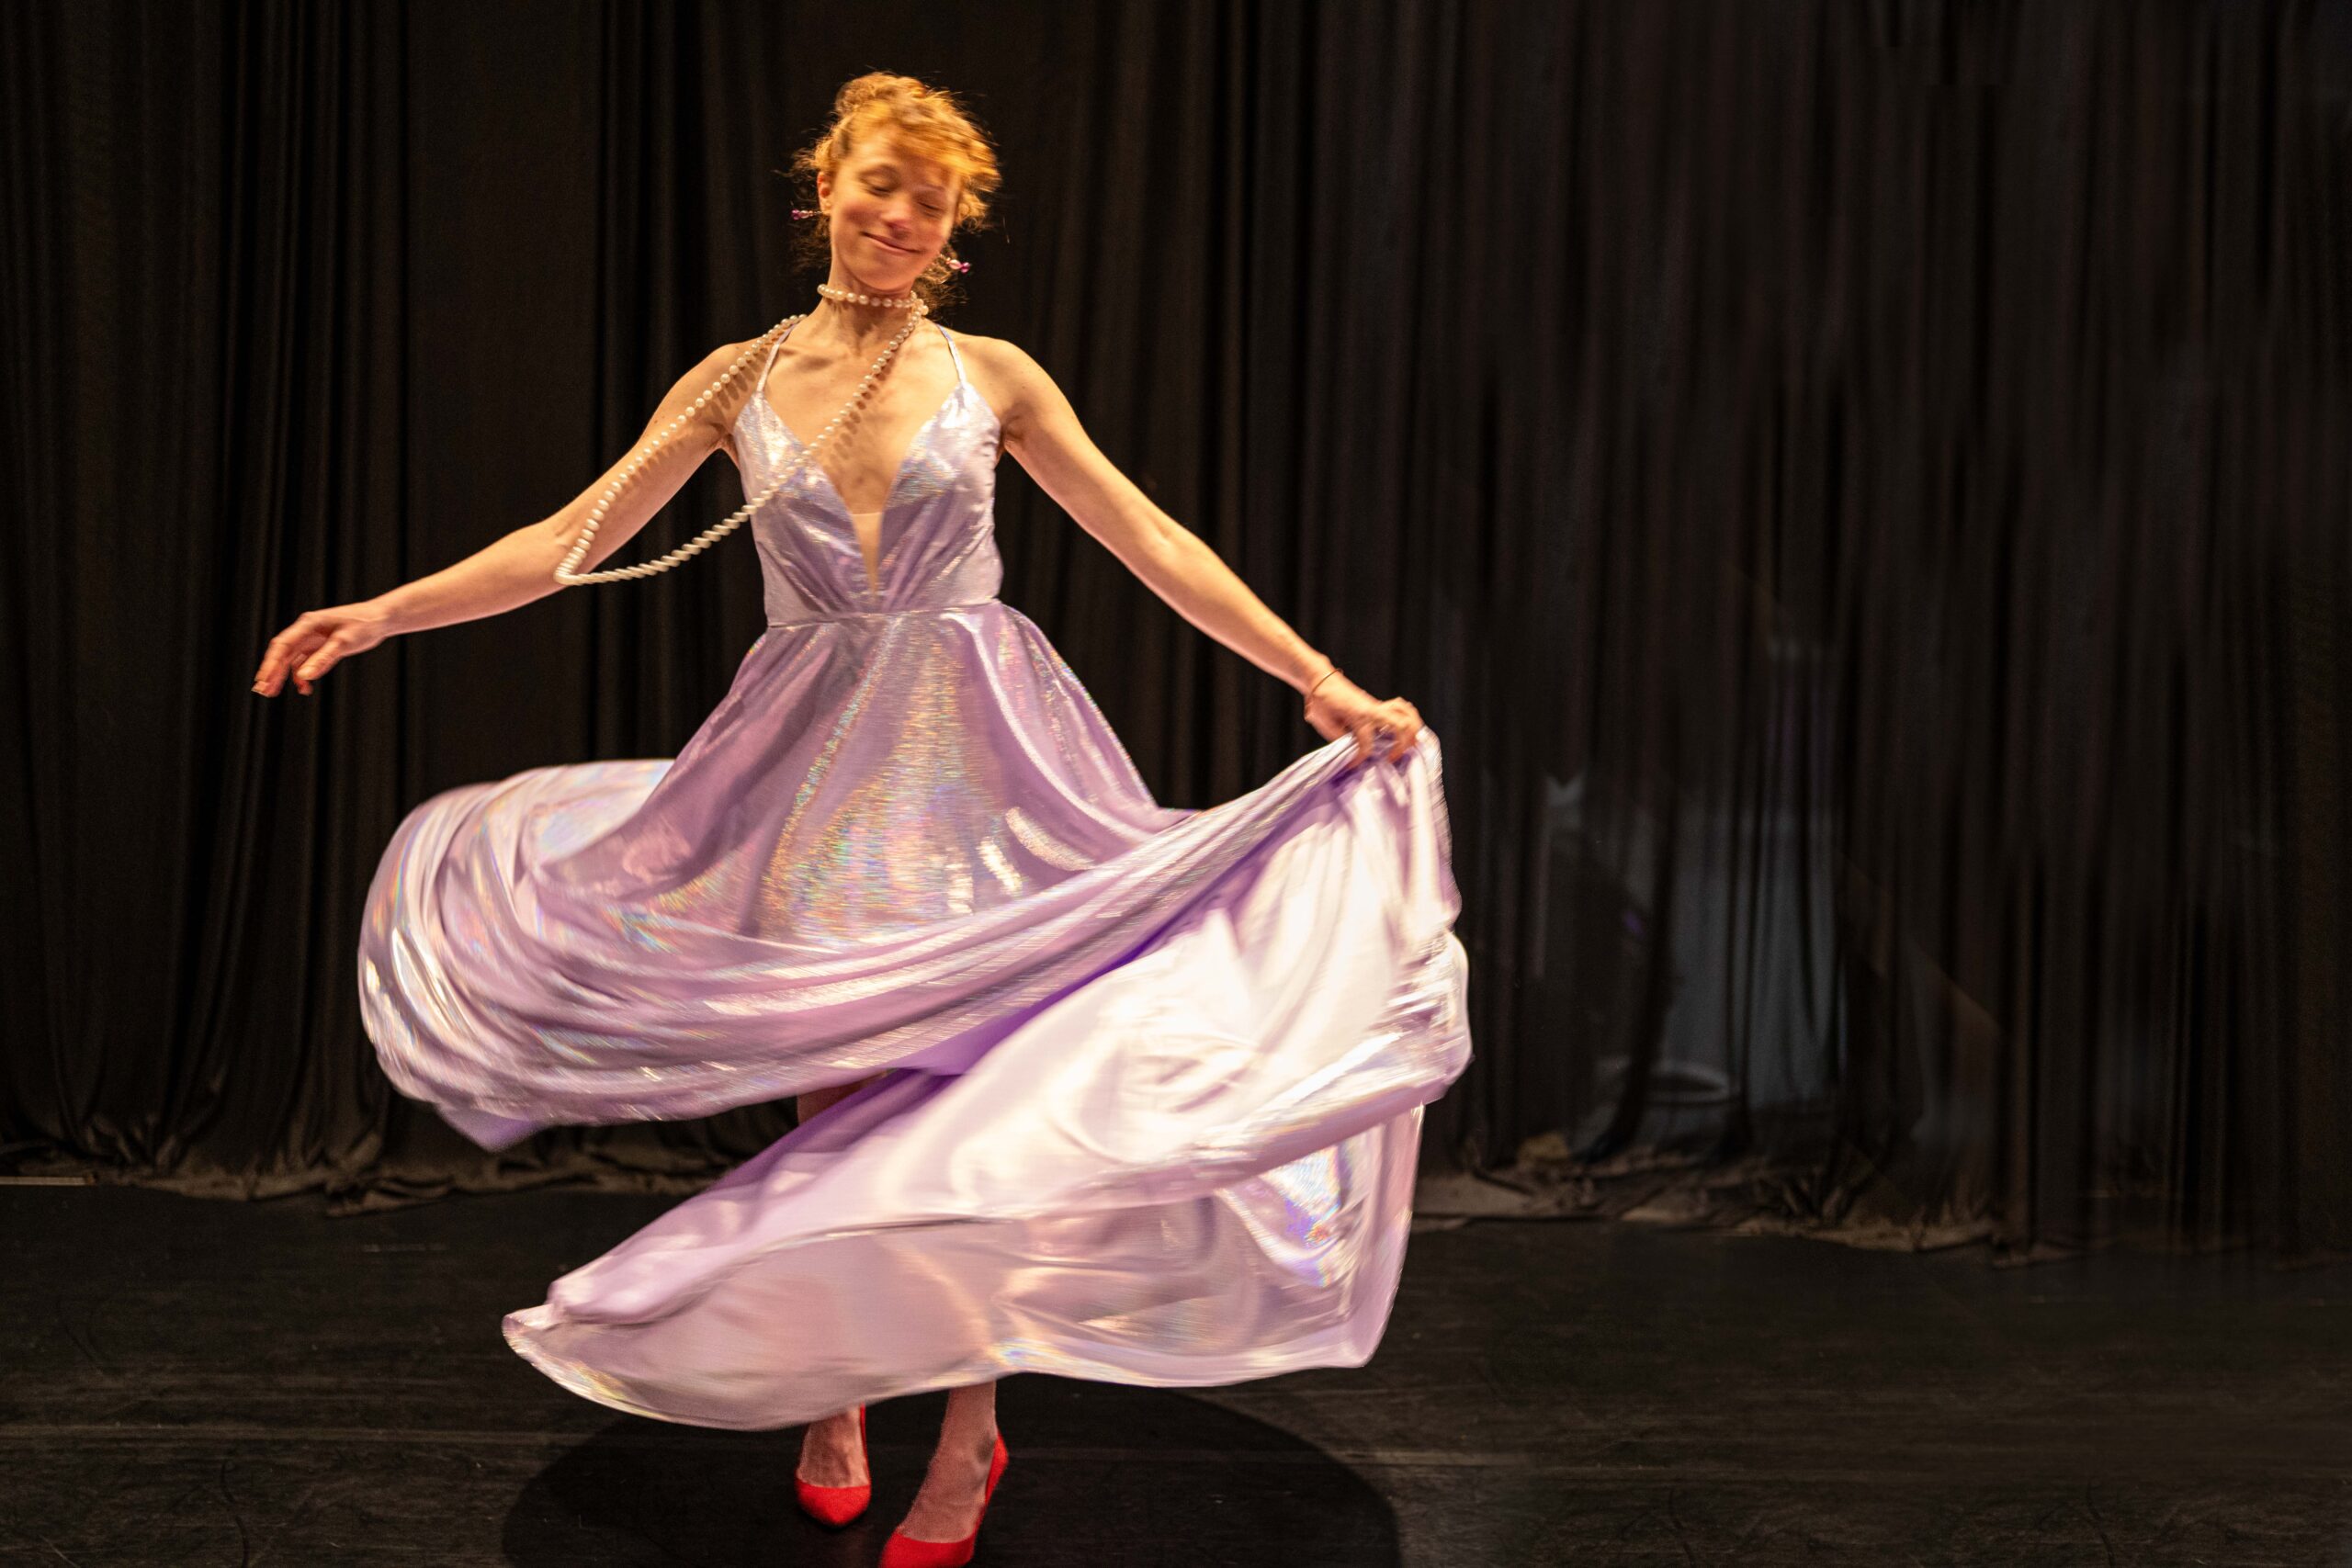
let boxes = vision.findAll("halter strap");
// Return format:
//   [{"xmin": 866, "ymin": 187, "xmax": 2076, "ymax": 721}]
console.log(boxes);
[{"xmin": 753, "ymin": 328, "xmax": 788, "ymax": 397}]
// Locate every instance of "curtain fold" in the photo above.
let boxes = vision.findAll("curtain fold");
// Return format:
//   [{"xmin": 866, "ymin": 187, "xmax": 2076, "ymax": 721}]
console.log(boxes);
[{"xmin": 4, "ymin": 0, "xmax": 2346, "ymax": 1260}]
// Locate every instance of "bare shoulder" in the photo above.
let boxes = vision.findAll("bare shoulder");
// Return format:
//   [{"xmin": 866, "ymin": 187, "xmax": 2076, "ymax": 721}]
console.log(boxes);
[
  {"xmin": 655, "ymin": 337, "xmax": 763, "ymax": 409},
  {"xmin": 705, "ymin": 336, "xmax": 759, "ymax": 365},
  {"xmin": 947, "ymin": 332, "xmax": 1066, "ymax": 437},
  {"xmin": 950, "ymin": 331, "xmax": 1045, "ymax": 385},
  {"xmin": 668, "ymin": 337, "xmax": 766, "ymax": 465}
]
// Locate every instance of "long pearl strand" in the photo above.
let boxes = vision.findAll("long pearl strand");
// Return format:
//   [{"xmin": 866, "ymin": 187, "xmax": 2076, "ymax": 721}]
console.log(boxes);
[{"xmin": 553, "ymin": 285, "xmax": 929, "ymax": 586}]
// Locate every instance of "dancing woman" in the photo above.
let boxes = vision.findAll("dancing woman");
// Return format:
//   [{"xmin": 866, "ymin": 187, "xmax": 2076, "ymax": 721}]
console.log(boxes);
[{"xmin": 254, "ymin": 73, "xmax": 1470, "ymax": 1566}]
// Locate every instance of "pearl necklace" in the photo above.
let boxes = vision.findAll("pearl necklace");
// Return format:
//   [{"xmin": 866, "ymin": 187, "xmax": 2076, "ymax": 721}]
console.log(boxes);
[{"xmin": 553, "ymin": 284, "xmax": 929, "ymax": 585}]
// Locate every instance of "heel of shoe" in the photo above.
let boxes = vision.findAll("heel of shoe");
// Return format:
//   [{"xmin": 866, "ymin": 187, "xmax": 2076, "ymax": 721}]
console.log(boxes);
[
  {"xmin": 878, "ymin": 1433, "xmax": 1008, "ymax": 1568},
  {"xmin": 793, "ymin": 1403, "xmax": 870, "ymax": 1527}
]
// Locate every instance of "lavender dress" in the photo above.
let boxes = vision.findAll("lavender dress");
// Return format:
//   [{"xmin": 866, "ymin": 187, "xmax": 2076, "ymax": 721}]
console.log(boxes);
[{"xmin": 357, "ymin": 319, "xmax": 1473, "ymax": 1429}]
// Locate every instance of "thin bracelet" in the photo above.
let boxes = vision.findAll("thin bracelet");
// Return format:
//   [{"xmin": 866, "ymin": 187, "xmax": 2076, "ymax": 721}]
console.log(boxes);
[{"xmin": 1304, "ymin": 666, "xmax": 1342, "ymax": 716}]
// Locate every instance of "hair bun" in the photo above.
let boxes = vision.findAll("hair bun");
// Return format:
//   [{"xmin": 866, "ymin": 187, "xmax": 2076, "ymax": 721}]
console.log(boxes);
[{"xmin": 835, "ymin": 72, "xmax": 925, "ymax": 115}]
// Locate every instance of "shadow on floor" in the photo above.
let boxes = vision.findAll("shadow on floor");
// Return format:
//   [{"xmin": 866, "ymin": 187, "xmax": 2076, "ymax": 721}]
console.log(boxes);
[{"xmin": 504, "ymin": 1381, "xmax": 1401, "ymax": 1567}]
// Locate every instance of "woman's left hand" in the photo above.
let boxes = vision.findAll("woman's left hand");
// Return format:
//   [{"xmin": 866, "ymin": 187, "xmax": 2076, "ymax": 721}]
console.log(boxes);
[{"xmin": 1306, "ymin": 673, "xmax": 1423, "ymax": 767}]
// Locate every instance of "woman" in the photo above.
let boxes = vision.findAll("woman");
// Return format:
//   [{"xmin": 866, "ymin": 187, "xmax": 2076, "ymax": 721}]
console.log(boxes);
[{"xmin": 254, "ymin": 73, "xmax": 1470, "ymax": 1566}]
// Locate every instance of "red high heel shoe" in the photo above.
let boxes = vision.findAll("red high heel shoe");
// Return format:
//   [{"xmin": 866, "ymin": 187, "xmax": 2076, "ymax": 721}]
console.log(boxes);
[
  {"xmin": 793, "ymin": 1404, "xmax": 869, "ymax": 1527},
  {"xmin": 877, "ymin": 1430, "xmax": 1008, "ymax": 1568}
]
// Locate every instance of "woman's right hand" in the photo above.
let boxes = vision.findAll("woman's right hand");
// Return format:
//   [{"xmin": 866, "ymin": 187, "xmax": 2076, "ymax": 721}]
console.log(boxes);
[{"xmin": 253, "ymin": 601, "xmax": 399, "ymax": 696}]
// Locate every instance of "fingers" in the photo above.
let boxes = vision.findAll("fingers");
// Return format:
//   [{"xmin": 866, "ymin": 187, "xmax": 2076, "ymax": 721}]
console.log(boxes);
[
  {"xmin": 254, "ymin": 615, "xmax": 330, "ymax": 696},
  {"xmin": 255, "ymin": 628, "xmax": 307, "ymax": 696},
  {"xmin": 1385, "ymin": 700, "xmax": 1422, "ymax": 761},
  {"xmin": 1341, "ymin": 700, "xmax": 1424, "ymax": 767},
  {"xmin": 293, "ymin": 633, "xmax": 350, "ymax": 690}
]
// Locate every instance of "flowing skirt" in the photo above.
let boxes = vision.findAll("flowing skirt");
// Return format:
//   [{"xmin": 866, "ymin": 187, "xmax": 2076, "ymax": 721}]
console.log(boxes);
[{"xmin": 359, "ymin": 603, "xmax": 1473, "ymax": 1427}]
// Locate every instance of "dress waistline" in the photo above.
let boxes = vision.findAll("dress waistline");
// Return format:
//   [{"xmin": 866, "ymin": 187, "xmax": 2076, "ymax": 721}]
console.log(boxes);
[{"xmin": 765, "ymin": 598, "xmax": 998, "ymax": 630}]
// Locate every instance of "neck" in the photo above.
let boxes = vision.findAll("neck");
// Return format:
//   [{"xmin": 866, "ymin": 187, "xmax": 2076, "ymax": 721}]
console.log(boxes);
[{"xmin": 808, "ymin": 283, "xmax": 920, "ymax": 352}]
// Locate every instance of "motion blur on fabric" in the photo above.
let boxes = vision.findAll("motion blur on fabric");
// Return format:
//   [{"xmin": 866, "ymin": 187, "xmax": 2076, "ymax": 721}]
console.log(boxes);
[{"xmin": 6, "ymin": 2, "xmax": 2351, "ymax": 1564}]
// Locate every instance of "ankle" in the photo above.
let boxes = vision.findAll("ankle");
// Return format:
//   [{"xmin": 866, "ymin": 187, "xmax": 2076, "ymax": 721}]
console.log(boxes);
[
  {"xmin": 804, "ymin": 1407, "xmax": 860, "ymax": 1444},
  {"xmin": 932, "ymin": 1417, "xmax": 997, "ymax": 1466}
]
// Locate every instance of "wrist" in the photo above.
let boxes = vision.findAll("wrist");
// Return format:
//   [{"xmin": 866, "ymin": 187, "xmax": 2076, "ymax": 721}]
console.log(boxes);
[
  {"xmin": 1293, "ymin": 652, "xmax": 1339, "ymax": 694},
  {"xmin": 362, "ymin": 592, "xmax": 412, "ymax": 637}
]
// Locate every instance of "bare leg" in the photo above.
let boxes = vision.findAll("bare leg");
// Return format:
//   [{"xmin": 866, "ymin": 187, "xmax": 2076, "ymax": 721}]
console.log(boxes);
[
  {"xmin": 894, "ymin": 1379, "xmax": 1001, "ymax": 1541},
  {"xmin": 793, "ymin": 1072, "xmax": 884, "ymax": 1488},
  {"xmin": 793, "ymin": 1073, "xmax": 876, "ymax": 1127}
]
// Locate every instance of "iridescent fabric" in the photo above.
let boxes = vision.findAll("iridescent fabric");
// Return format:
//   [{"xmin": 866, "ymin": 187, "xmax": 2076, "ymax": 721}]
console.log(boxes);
[{"xmin": 356, "ymin": 319, "xmax": 1474, "ymax": 1429}]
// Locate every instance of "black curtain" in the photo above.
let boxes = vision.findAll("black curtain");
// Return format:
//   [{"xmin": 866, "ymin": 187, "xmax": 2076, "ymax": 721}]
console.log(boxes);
[{"xmin": 5, "ymin": 0, "xmax": 2346, "ymax": 1261}]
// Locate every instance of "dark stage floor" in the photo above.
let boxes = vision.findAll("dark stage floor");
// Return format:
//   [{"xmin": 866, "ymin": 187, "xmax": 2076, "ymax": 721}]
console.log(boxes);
[{"xmin": 1, "ymin": 1186, "xmax": 2346, "ymax": 1566}]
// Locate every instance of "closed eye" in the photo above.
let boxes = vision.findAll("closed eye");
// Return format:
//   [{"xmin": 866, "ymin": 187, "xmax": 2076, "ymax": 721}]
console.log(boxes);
[{"xmin": 865, "ymin": 179, "xmax": 944, "ymax": 216}]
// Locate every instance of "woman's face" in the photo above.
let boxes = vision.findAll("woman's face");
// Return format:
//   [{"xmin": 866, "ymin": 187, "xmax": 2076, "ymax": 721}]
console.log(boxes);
[{"xmin": 820, "ymin": 141, "xmax": 958, "ymax": 293}]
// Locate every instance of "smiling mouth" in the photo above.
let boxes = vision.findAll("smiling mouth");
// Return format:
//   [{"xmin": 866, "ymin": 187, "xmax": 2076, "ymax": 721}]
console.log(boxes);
[{"xmin": 867, "ymin": 234, "xmax": 914, "ymax": 254}]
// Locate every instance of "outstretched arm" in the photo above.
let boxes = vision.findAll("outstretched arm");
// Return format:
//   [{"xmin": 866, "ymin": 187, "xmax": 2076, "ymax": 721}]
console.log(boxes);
[
  {"xmin": 976, "ymin": 338, "xmax": 1420, "ymax": 763},
  {"xmin": 253, "ymin": 341, "xmax": 753, "ymax": 697}
]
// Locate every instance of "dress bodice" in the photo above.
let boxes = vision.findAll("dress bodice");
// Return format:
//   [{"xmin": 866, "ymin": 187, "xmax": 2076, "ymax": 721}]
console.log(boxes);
[{"xmin": 733, "ymin": 319, "xmax": 1005, "ymax": 627}]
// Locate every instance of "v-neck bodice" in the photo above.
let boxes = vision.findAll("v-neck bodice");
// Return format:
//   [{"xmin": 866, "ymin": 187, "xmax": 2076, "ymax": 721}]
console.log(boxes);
[{"xmin": 735, "ymin": 319, "xmax": 1003, "ymax": 626}]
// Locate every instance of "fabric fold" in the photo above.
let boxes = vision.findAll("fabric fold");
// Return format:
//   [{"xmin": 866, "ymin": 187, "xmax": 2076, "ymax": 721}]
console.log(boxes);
[{"xmin": 355, "ymin": 315, "xmax": 1474, "ymax": 1428}]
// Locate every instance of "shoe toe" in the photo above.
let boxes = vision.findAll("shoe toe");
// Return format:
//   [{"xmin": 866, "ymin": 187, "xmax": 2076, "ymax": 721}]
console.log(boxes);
[{"xmin": 795, "ymin": 1478, "xmax": 871, "ymax": 1527}]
